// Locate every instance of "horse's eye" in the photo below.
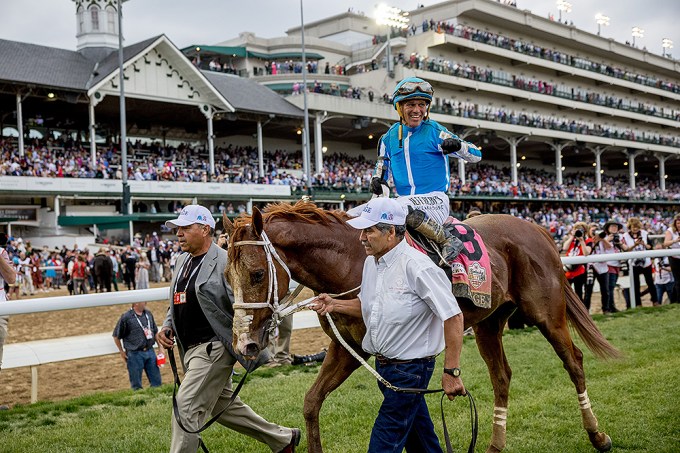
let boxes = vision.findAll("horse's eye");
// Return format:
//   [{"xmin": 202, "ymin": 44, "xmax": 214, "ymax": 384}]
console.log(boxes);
[{"xmin": 251, "ymin": 270, "xmax": 265, "ymax": 284}]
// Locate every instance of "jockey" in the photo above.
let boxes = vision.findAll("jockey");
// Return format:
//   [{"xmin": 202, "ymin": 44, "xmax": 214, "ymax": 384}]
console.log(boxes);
[{"xmin": 371, "ymin": 76, "xmax": 482, "ymax": 263}]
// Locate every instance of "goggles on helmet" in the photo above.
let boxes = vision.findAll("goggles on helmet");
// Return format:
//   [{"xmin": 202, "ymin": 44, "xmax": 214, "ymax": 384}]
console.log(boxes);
[{"xmin": 395, "ymin": 80, "xmax": 434, "ymax": 97}]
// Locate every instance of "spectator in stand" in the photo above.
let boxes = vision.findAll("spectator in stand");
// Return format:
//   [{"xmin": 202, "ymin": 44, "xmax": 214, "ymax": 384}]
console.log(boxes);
[
  {"xmin": 562, "ymin": 222, "xmax": 592, "ymax": 305},
  {"xmin": 112, "ymin": 302, "xmax": 162, "ymax": 390},
  {"xmin": 663, "ymin": 213, "xmax": 680, "ymax": 303},
  {"xmin": 653, "ymin": 243, "xmax": 675, "ymax": 304},
  {"xmin": 621, "ymin": 217, "xmax": 658, "ymax": 307}
]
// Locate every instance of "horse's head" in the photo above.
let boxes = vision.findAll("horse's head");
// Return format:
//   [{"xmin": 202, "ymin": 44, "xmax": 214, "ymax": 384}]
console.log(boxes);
[{"xmin": 223, "ymin": 208, "xmax": 291, "ymax": 359}]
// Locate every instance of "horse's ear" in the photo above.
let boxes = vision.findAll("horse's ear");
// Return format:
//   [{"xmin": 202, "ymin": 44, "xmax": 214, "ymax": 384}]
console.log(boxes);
[
  {"xmin": 252, "ymin": 207, "xmax": 264, "ymax": 238},
  {"xmin": 222, "ymin": 212, "xmax": 234, "ymax": 237}
]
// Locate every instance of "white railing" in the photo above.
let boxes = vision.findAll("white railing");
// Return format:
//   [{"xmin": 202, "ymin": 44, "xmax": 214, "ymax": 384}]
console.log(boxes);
[{"xmin": 2, "ymin": 248, "xmax": 678, "ymax": 403}]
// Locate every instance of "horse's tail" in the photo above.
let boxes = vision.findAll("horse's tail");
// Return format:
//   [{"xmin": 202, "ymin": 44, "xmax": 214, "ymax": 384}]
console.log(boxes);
[{"xmin": 564, "ymin": 280, "xmax": 622, "ymax": 360}]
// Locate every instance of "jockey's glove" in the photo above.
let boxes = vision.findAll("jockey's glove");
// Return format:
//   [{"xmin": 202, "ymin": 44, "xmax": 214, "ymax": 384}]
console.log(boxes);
[
  {"xmin": 370, "ymin": 177, "xmax": 388, "ymax": 195},
  {"xmin": 441, "ymin": 138, "xmax": 463, "ymax": 154}
]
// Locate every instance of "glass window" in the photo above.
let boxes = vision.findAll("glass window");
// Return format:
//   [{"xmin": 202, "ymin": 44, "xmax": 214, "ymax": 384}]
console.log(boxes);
[{"xmin": 90, "ymin": 6, "xmax": 99, "ymax": 31}]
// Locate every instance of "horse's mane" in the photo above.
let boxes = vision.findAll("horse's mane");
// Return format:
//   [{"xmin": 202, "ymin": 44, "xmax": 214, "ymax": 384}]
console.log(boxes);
[{"xmin": 232, "ymin": 200, "xmax": 350, "ymax": 227}]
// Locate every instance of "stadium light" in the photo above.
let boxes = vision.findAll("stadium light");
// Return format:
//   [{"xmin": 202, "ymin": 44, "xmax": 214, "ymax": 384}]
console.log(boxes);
[
  {"xmin": 595, "ymin": 13, "xmax": 609, "ymax": 36},
  {"xmin": 662, "ymin": 38, "xmax": 673, "ymax": 57},
  {"xmin": 556, "ymin": 0, "xmax": 572, "ymax": 22},
  {"xmin": 375, "ymin": 4, "xmax": 410, "ymax": 77},
  {"xmin": 631, "ymin": 26, "xmax": 644, "ymax": 46}
]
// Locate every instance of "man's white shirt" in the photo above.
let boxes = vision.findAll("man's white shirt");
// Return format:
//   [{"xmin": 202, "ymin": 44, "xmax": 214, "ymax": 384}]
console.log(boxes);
[{"xmin": 358, "ymin": 239, "xmax": 461, "ymax": 360}]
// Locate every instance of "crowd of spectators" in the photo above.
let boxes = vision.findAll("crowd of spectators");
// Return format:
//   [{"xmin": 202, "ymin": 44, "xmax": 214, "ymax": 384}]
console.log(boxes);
[
  {"xmin": 397, "ymin": 54, "xmax": 680, "ymax": 123},
  {"xmin": 394, "ymin": 20, "xmax": 679, "ymax": 94},
  {"xmin": 1, "ymin": 232, "xmax": 183, "ymax": 300},
  {"xmin": 2, "ymin": 138, "xmax": 679, "ymax": 202}
]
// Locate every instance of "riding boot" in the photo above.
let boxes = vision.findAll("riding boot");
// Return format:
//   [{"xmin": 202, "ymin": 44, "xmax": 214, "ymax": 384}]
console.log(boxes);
[{"xmin": 406, "ymin": 208, "xmax": 463, "ymax": 265}]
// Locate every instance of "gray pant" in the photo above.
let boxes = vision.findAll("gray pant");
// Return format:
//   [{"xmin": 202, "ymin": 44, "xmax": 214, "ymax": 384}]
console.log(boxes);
[
  {"xmin": 0, "ymin": 316, "xmax": 8, "ymax": 371},
  {"xmin": 267, "ymin": 315, "xmax": 293, "ymax": 364},
  {"xmin": 171, "ymin": 340, "xmax": 293, "ymax": 453}
]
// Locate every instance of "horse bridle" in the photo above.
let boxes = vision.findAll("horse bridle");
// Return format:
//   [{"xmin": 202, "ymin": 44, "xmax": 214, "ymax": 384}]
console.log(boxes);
[{"xmin": 231, "ymin": 230, "xmax": 307, "ymax": 328}]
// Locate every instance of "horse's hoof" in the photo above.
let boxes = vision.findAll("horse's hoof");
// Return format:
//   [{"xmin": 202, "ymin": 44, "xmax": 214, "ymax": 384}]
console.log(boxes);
[{"xmin": 590, "ymin": 432, "xmax": 612, "ymax": 452}]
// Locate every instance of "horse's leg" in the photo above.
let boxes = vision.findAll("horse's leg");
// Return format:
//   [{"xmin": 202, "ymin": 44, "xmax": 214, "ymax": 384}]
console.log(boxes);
[
  {"xmin": 473, "ymin": 306, "xmax": 515, "ymax": 453},
  {"xmin": 303, "ymin": 340, "xmax": 362, "ymax": 453},
  {"xmin": 530, "ymin": 289, "xmax": 612, "ymax": 452}
]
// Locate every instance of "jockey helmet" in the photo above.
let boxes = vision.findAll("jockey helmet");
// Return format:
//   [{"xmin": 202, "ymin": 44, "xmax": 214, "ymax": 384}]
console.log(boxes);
[{"xmin": 392, "ymin": 77, "xmax": 434, "ymax": 109}]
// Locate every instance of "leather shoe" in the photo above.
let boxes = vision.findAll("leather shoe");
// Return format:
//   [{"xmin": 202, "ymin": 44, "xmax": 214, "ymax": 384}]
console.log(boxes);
[{"xmin": 278, "ymin": 428, "xmax": 301, "ymax": 453}]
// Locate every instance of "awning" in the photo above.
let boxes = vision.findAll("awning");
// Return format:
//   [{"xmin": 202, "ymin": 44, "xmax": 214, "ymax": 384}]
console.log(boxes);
[
  {"xmin": 246, "ymin": 51, "xmax": 325, "ymax": 60},
  {"xmin": 181, "ymin": 45, "xmax": 248, "ymax": 57}
]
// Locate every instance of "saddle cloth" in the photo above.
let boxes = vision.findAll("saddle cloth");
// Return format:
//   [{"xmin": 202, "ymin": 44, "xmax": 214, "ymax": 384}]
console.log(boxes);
[{"xmin": 406, "ymin": 217, "xmax": 492, "ymax": 309}]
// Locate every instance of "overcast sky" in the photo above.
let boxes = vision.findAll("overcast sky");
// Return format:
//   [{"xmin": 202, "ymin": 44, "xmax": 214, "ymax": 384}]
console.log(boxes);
[{"xmin": 1, "ymin": 0, "xmax": 678, "ymax": 59}]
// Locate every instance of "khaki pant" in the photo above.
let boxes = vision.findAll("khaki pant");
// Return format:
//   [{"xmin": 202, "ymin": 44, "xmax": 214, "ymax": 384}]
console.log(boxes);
[
  {"xmin": 171, "ymin": 340, "xmax": 293, "ymax": 453},
  {"xmin": 267, "ymin": 315, "xmax": 293, "ymax": 364}
]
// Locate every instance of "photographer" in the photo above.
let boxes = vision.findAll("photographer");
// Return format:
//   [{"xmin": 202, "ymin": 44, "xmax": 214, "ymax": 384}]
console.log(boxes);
[
  {"xmin": 562, "ymin": 222, "xmax": 592, "ymax": 305},
  {"xmin": 583, "ymin": 223, "xmax": 600, "ymax": 310},
  {"xmin": 591, "ymin": 220, "xmax": 624, "ymax": 314},
  {"xmin": 622, "ymin": 218, "xmax": 658, "ymax": 308}
]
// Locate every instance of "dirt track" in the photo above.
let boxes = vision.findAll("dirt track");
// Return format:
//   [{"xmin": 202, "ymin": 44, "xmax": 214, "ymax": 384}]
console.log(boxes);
[{"xmin": 0, "ymin": 284, "xmax": 330, "ymax": 407}]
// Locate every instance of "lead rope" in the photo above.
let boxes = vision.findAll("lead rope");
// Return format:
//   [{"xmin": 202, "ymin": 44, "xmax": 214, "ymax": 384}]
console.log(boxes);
[{"xmin": 323, "ymin": 296, "xmax": 478, "ymax": 453}]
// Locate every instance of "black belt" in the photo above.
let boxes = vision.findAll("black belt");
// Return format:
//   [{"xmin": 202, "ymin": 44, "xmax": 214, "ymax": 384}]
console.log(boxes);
[
  {"xmin": 131, "ymin": 346, "xmax": 150, "ymax": 352},
  {"xmin": 375, "ymin": 354, "xmax": 436, "ymax": 366}
]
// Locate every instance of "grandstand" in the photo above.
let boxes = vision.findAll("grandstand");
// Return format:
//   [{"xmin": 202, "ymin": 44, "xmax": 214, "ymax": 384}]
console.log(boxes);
[{"xmin": 0, "ymin": 0, "xmax": 678, "ymax": 247}]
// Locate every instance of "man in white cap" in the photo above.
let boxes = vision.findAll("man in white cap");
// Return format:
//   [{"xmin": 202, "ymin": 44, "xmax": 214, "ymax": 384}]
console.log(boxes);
[
  {"xmin": 156, "ymin": 205, "xmax": 301, "ymax": 453},
  {"xmin": 311, "ymin": 197, "xmax": 466, "ymax": 453}
]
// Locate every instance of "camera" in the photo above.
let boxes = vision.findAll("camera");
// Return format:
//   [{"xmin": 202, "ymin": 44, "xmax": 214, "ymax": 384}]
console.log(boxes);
[
  {"xmin": 612, "ymin": 234, "xmax": 621, "ymax": 244},
  {"xmin": 574, "ymin": 230, "xmax": 584, "ymax": 238},
  {"xmin": 633, "ymin": 258, "xmax": 646, "ymax": 267},
  {"xmin": 597, "ymin": 231, "xmax": 606, "ymax": 239}
]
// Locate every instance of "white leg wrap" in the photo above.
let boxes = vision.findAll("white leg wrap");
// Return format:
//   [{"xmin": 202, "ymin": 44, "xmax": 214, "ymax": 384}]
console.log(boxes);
[
  {"xmin": 578, "ymin": 390, "xmax": 592, "ymax": 410},
  {"xmin": 493, "ymin": 406, "xmax": 508, "ymax": 427}
]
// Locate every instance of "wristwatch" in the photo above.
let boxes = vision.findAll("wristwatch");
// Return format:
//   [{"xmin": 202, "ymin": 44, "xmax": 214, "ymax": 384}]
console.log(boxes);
[{"xmin": 443, "ymin": 367, "xmax": 461, "ymax": 378}]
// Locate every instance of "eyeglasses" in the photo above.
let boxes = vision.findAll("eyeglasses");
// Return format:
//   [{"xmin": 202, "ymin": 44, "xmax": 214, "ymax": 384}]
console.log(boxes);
[{"xmin": 396, "ymin": 81, "xmax": 434, "ymax": 96}]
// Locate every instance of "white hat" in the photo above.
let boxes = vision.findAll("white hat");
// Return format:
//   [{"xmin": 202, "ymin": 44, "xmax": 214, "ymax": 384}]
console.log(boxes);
[
  {"xmin": 347, "ymin": 197, "xmax": 406, "ymax": 230},
  {"xmin": 165, "ymin": 205, "xmax": 216, "ymax": 229}
]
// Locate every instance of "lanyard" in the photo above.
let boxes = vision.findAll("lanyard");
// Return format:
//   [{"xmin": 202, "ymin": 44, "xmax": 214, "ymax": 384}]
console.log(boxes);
[
  {"xmin": 173, "ymin": 254, "xmax": 206, "ymax": 293},
  {"xmin": 133, "ymin": 310, "xmax": 150, "ymax": 331}
]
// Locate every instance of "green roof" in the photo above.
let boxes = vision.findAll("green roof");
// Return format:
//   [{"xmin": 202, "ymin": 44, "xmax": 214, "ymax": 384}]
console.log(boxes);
[
  {"xmin": 246, "ymin": 51, "xmax": 325, "ymax": 60},
  {"xmin": 181, "ymin": 45, "xmax": 248, "ymax": 57}
]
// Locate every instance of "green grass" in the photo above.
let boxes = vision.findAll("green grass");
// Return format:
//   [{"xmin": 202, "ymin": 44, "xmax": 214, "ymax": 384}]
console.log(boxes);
[{"xmin": 1, "ymin": 306, "xmax": 679, "ymax": 452}]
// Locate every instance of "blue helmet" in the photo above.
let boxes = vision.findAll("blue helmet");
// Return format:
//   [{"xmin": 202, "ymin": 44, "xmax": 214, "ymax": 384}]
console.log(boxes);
[{"xmin": 392, "ymin": 77, "xmax": 434, "ymax": 110}]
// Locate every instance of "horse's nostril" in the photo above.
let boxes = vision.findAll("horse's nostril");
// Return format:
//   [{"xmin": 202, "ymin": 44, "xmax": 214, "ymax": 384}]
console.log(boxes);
[{"xmin": 245, "ymin": 343, "xmax": 260, "ymax": 358}]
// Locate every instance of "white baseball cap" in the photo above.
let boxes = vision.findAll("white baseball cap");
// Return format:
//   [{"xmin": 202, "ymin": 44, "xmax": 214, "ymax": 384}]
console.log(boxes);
[
  {"xmin": 347, "ymin": 197, "xmax": 406, "ymax": 230},
  {"xmin": 165, "ymin": 205, "xmax": 216, "ymax": 229}
]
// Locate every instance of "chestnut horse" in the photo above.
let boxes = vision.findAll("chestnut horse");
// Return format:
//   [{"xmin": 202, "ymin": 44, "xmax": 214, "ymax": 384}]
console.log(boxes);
[{"xmin": 223, "ymin": 202, "xmax": 619, "ymax": 453}]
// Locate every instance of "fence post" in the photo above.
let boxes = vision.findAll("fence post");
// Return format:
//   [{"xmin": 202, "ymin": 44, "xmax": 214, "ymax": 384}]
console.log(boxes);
[{"xmin": 30, "ymin": 365, "xmax": 38, "ymax": 403}]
